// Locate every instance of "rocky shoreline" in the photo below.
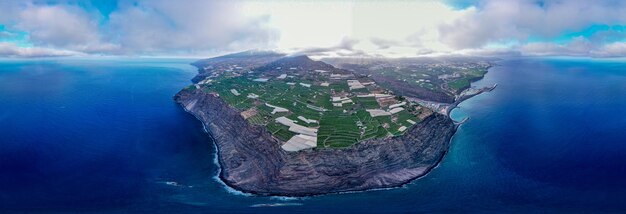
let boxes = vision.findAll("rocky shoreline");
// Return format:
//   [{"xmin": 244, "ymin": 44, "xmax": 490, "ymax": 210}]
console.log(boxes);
[
  {"xmin": 174, "ymin": 88, "xmax": 457, "ymax": 196},
  {"xmin": 446, "ymin": 83, "xmax": 498, "ymax": 116}
]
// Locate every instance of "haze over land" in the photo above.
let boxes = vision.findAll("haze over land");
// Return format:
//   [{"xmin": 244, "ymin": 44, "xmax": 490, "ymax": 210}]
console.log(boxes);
[{"xmin": 2, "ymin": 0, "xmax": 626, "ymax": 58}]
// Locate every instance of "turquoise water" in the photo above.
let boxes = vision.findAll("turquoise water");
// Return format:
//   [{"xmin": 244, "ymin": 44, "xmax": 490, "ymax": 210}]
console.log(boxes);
[{"xmin": 1, "ymin": 58, "xmax": 626, "ymax": 212}]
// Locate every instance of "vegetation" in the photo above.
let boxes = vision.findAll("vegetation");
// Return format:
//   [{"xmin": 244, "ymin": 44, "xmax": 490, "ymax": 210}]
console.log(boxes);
[
  {"xmin": 448, "ymin": 78, "xmax": 471, "ymax": 92},
  {"xmin": 199, "ymin": 61, "xmax": 426, "ymax": 149},
  {"xmin": 338, "ymin": 61, "xmax": 491, "ymax": 103}
]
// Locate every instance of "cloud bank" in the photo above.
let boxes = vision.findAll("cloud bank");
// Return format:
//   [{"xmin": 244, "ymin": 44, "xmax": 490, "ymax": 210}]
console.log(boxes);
[
  {"xmin": 440, "ymin": 0, "xmax": 626, "ymax": 57},
  {"xmin": 1, "ymin": 0, "xmax": 626, "ymax": 58},
  {"xmin": 0, "ymin": 42, "xmax": 80, "ymax": 57},
  {"xmin": 0, "ymin": 0, "xmax": 278, "ymax": 57}
]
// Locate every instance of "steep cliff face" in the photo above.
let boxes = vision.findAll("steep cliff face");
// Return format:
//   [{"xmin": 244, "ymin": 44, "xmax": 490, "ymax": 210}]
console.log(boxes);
[{"xmin": 175, "ymin": 89, "xmax": 457, "ymax": 196}]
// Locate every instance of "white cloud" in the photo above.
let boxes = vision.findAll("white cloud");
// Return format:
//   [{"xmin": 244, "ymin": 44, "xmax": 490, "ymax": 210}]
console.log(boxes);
[
  {"xmin": 13, "ymin": 4, "xmax": 121, "ymax": 54},
  {"xmin": 519, "ymin": 40, "xmax": 590, "ymax": 57},
  {"xmin": 439, "ymin": 0, "xmax": 626, "ymax": 49},
  {"xmin": 0, "ymin": 42, "xmax": 81, "ymax": 57},
  {"xmin": 593, "ymin": 42, "xmax": 626, "ymax": 57},
  {"xmin": 244, "ymin": 1, "xmax": 355, "ymax": 50},
  {"xmin": 17, "ymin": 5, "xmax": 100, "ymax": 47},
  {"xmin": 289, "ymin": 38, "xmax": 361, "ymax": 58},
  {"xmin": 106, "ymin": 0, "xmax": 278, "ymax": 55},
  {"xmin": 244, "ymin": 1, "xmax": 468, "ymax": 57},
  {"xmin": 1, "ymin": 0, "xmax": 278, "ymax": 56},
  {"xmin": 517, "ymin": 37, "xmax": 626, "ymax": 58},
  {"xmin": 370, "ymin": 38, "xmax": 399, "ymax": 50},
  {"xmin": 2, "ymin": 0, "xmax": 626, "ymax": 58}
]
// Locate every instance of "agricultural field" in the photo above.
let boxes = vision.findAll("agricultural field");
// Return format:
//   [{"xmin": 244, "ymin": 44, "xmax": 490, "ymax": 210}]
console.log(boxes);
[
  {"xmin": 327, "ymin": 58, "xmax": 492, "ymax": 103},
  {"xmin": 191, "ymin": 55, "xmax": 429, "ymax": 151}
]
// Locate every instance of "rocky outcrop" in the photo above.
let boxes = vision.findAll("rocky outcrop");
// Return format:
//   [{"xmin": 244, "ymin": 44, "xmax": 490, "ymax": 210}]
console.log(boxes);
[{"xmin": 174, "ymin": 88, "xmax": 457, "ymax": 196}]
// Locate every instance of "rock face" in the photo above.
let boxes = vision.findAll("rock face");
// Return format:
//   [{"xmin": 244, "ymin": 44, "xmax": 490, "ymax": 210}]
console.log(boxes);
[{"xmin": 174, "ymin": 88, "xmax": 457, "ymax": 196}]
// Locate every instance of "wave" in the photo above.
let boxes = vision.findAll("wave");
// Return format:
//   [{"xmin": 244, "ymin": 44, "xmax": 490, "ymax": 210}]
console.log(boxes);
[{"xmin": 250, "ymin": 202, "xmax": 304, "ymax": 207}]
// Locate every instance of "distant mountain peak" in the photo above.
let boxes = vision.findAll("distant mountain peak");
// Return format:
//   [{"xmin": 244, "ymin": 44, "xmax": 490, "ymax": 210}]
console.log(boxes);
[
  {"xmin": 272, "ymin": 54, "xmax": 313, "ymax": 63},
  {"xmin": 254, "ymin": 54, "xmax": 338, "ymax": 72},
  {"xmin": 215, "ymin": 50, "xmax": 285, "ymax": 59}
]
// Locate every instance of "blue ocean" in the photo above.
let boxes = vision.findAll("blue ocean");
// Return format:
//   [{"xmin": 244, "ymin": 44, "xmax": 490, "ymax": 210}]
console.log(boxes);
[{"xmin": 1, "ymin": 58, "xmax": 626, "ymax": 213}]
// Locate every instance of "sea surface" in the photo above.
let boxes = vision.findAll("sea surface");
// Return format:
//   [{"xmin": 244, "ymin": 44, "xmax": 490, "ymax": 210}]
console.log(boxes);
[{"xmin": 1, "ymin": 58, "xmax": 626, "ymax": 213}]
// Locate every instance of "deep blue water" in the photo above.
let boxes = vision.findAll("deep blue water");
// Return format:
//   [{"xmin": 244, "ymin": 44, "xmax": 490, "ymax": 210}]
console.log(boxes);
[{"xmin": 1, "ymin": 58, "xmax": 626, "ymax": 213}]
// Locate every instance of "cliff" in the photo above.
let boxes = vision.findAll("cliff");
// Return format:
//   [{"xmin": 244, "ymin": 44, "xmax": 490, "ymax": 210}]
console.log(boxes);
[{"xmin": 174, "ymin": 88, "xmax": 457, "ymax": 196}]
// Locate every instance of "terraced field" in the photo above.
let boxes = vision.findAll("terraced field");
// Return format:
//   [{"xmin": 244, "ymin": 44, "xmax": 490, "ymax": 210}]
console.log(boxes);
[
  {"xmin": 195, "ymin": 58, "xmax": 427, "ymax": 150},
  {"xmin": 318, "ymin": 111, "xmax": 360, "ymax": 148}
]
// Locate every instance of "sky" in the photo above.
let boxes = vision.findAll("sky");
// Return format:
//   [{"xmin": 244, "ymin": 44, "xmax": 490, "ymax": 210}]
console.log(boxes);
[{"xmin": 1, "ymin": 0, "xmax": 626, "ymax": 58}]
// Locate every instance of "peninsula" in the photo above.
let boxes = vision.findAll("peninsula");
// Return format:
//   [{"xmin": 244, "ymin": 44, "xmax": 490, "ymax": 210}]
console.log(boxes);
[{"xmin": 174, "ymin": 51, "xmax": 492, "ymax": 196}]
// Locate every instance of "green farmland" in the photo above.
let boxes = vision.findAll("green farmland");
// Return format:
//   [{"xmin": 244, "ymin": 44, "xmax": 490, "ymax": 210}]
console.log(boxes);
[{"xmin": 195, "ymin": 67, "xmax": 425, "ymax": 149}]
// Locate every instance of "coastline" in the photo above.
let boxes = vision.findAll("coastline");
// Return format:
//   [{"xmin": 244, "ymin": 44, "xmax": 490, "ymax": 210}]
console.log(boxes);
[
  {"xmin": 446, "ymin": 83, "xmax": 498, "ymax": 116},
  {"xmin": 446, "ymin": 64, "xmax": 499, "ymax": 123},
  {"xmin": 174, "ymin": 88, "xmax": 456, "ymax": 196},
  {"xmin": 172, "ymin": 61, "xmax": 496, "ymax": 197},
  {"xmin": 185, "ymin": 106, "xmax": 461, "ymax": 198}
]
